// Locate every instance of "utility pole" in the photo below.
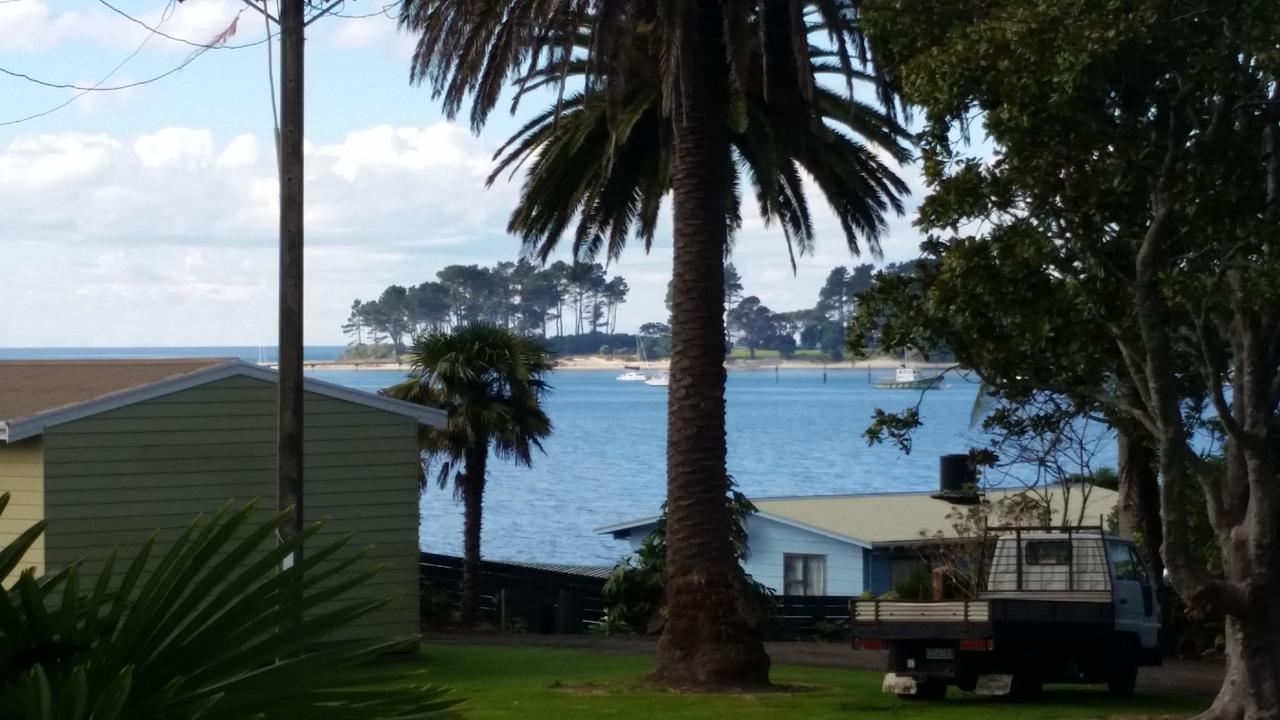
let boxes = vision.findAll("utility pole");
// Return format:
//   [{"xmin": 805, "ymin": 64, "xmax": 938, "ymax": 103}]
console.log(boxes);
[{"xmin": 277, "ymin": 0, "xmax": 305, "ymax": 560}]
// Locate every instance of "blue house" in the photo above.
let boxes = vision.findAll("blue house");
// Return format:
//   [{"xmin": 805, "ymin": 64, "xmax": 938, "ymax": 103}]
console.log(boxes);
[{"xmin": 598, "ymin": 485, "xmax": 1118, "ymax": 597}]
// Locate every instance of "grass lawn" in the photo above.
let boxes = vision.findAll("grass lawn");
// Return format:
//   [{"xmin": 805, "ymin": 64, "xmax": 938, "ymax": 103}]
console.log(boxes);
[{"xmin": 419, "ymin": 644, "xmax": 1208, "ymax": 719}]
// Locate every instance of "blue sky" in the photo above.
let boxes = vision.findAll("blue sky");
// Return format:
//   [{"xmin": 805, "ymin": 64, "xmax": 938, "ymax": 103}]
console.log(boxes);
[{"xmin": 0, "ymin": 0, "xmax": 929, "ymax": 346}]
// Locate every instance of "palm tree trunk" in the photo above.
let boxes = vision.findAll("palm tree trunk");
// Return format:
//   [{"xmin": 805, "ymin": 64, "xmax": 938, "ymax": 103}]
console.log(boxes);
[
  {"xmin": 459, "ymin": 446, "xmax": 487, "ymax": 629},
  {"xmin": 654, "ymin": 0, "xmax": 770, "ymax": 688}
]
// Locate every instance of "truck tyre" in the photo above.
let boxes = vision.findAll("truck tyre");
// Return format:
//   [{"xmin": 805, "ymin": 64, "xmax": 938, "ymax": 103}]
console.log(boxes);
[
  {"xmin": 1008, "ymin": 672, "xmax": 1043, "ymax": 700},
  {"xmin": 1106, "ymin": 663, "xmax": 1138, "ymax": 697},
  {"xmin": 898, "ymin": 680, "xmax": 947, "ymax": 701},
  {"xmin": 1107, "ymin": 638, "xmax": 1140, "ymax": 697}
]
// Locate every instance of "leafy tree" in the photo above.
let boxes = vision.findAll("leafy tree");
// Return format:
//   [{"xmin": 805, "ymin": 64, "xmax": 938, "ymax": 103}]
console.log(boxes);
[
  {"xmin": 373, "ymin": 285, "xmax": 414, "ymax": 354},
  {"xmin": 861, "ymin": 0, "xmax": 1280, "ymax": 714},
  {"xmin": 408, "ymin": 281, "xmax": 453, "ymax": 333},
  {"xmin": 341, "ymin": 299, "xmax": 366, "ymax": 346},
  {"xmin": 727, "ymin": 296, "xmax": 780, "ymax": 359},
  {"xmin": 602, "ymin": 276, "xmax": 630, "ymax": 333},
  {"xmin": 400, "ymin": 0, "xmax": 908, "ymax": 686},
  {"xmin": 384, "ymin": 324, "xmax": 553, "ymax": 628},
  {"xmin": 0, "ymin": 495, "xmax": 457, "ymax": 719},
  {"xmin": 819, "ymin": 321, "xmax": 846, "ymax": 362}
]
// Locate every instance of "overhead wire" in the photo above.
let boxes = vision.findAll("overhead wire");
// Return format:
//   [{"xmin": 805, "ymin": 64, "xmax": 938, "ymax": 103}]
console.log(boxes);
[
  {"xmin": 94, "ymin": 0, "xmax": 270, "ymax": 50},
  {"xmin": 264, "ymin": 0, "xmax": 280, "ymax": 170},
  {"xmin": 0, "ymin": 1, "xmax": 276, "ymax": 125},
  {"xmin": 0, "ymin": 0, "xmax": 381, "ymax": 128},
  {"xmin": 0, "ymin": 1, "xmax": 174, "ymax": 127}
]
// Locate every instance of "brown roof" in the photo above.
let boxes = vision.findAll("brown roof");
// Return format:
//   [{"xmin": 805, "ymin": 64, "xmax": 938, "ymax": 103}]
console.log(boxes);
[{"xmin": 0, "ymin": 358, "xmax": 236, "ymax": 424}]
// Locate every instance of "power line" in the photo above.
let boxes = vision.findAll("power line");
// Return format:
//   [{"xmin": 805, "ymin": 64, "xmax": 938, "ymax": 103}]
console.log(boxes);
[
  {"xmin": 0, "ymin": 7, "xmax": 276, "ymax": 96},
  {"xmin": 94, "ymin": 0, "xmax": 270, "ymax": 50},
  {"xmin": 0, "ymin": 7, "xmax": 168, "ymax": 127},
  {"xmin": 327, "ymin": 1, "xmax": 398, "ymax": 20},
  {"xmin": 264, "ymin": 0, "xmax": 281, "ymax": 170},
  {"xmin": 0, "ymin": 0, "xmax": 227, "ymax": 126}
]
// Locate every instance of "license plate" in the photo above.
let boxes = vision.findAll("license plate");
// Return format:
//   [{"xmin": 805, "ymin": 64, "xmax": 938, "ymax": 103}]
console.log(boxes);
[{"xmin": 925, "ymin": 648, "xmax": 955, "ymax": 661}]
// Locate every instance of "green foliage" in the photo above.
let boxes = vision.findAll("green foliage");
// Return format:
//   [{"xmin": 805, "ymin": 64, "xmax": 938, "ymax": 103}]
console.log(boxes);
[
  {"xmin": 347, "ymin": 260, "xmax": 631, "ymax": 342},
  {"xmin": 337, "ymin": 343, "xmax": 397, "ymax": 362},
  {"xmin": 810, "ymin": 619, "xmax": 850, "ymax": 643},
  {"xmin": 385, "ymin": 323, "xmax": 555, "ymax": 492},
  {"xmin": 857, "ymin": 0, "xmax": 1280, "ymax": 645},
  {"xmin": 892, "ymin": 567, "xmax": 935, "ymax": 602},
  {"xmin": 476, "ymin": 15, "xmax": 911, "ymax": 269},
  {"xmin": 0, "ymin": 493, "xmax": 457, "ymax": 719},
  {"xmin": 600, "ymin": 487, "xmax": 771, "ymax": 635}
]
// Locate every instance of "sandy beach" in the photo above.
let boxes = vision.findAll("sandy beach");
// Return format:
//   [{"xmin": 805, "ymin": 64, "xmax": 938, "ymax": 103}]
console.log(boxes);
[{"xmin": 290, "ymin": 354, "xmax": 952, "ymax": 373}]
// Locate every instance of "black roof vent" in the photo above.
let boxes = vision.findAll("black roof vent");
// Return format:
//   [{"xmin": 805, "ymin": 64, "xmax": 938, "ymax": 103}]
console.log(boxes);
[{"xmin": 933, "ymin": 453, "xmax": 981, "ymax": 504}]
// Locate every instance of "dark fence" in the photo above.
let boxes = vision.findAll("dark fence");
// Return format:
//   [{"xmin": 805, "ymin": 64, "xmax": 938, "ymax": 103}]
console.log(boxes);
[
  {"xmin": 771, "ymin": 595, "xmax": 855, "ymax": 639},
  {"xmin": 419, "ymin": 553, "xmax": 608, "ymax": 633}
]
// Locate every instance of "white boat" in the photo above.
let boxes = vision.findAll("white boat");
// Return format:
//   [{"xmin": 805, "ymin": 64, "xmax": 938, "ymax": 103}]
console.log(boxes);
[
  {"xmin": 644, "ymin": 374, "xmax": 670, "ymax": 387},
  {"xmin": 617, "ymin": 370, "xmax": 648, "ymax": 382},
  {"xmin": 874, "ymin": 365, "xmax": 943, "ymax": 390}
]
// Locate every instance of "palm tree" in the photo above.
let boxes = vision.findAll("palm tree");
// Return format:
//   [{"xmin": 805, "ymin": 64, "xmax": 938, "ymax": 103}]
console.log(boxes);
[
  {"xmin": 385, "ymin": 323, "xmax": 553, "ymax": 628},
  {"xmin": 399, "ymin": 0, "xmax": 905, "ymax": 686}
]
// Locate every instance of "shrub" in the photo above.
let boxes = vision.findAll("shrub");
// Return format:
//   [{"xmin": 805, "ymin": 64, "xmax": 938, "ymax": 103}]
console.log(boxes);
[
  {"xmin": 599, "ymin": 345, "xmax": 613, "ymax": 355},
  {"xmin": 600, "ymin": 483, "xmax": 772, "ymax": 635},
  {"xmin": 0, "ymin": 494, "xmax": 458, "ymax": 719}
]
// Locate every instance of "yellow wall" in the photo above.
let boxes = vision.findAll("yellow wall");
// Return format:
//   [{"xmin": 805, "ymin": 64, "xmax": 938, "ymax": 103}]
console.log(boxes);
[
  {"xmin": 41, "ymin": 375, "xmax": 421, "ymax": 642},
  {"xmin": 0, "ymin": 439, "xmax": 45, "ymax": 584}
]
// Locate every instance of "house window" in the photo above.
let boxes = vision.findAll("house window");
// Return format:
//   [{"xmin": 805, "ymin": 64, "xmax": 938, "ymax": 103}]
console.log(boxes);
[{"xmin": 783, "ymin": 554, "xmax": 826, "ymax": 596}]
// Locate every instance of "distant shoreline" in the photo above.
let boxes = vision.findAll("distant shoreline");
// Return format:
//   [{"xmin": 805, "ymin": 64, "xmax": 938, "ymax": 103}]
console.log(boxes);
[{"xmin": 284, "ymin": 355, "xmax": 954, "ymax": 373}]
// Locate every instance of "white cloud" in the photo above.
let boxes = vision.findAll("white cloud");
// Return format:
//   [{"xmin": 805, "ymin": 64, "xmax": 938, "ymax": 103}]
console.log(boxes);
[
  {"xmin": 0, "ymin": 120, "xmax": 927, "ymax": 347},
  {"xmin": 133, "ymin": 127, "xmax": 215, "ymax": 168},
  {"xmin": 329, "ymin": 13, "xmax": 394, "ymax": 49},
  {"xmin": 0, "ymin": 122, "xmax": 517, "ymax": 346}
]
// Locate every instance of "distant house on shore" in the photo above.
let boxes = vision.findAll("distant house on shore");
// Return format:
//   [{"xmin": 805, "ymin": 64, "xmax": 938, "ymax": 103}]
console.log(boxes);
[
  {"xmin": 599, "ymin": 471, "xmax": 1118, "ymax": 598},
  {"xmin": 0, "ymin": 358, "xmax": 444, "ymax": 641}
]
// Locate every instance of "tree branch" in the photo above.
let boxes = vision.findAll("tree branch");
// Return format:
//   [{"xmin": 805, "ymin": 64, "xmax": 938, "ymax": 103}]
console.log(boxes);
[{"xmin": 1192, "ymin": 297, "xmax": 1247, "ymax": 441}]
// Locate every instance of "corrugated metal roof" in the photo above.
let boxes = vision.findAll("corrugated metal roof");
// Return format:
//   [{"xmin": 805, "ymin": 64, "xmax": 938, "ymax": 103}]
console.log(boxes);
[
  {"xmin": 753, "ymin": 486, "xmax": 1119, "ymax": 546},
  {"xmin": 598, "ymin": 485, "xmax": 1119, "ymax": 546},
  {"xmin": 499, "ymin": 560, "xmax": 616, "ymax": 580},
  {"xmin": 0, "ymin": 359, "xmax": 448, "ymax": 442},
  {"xmin": 0, "ymin": 358, "xmax": 236, "ymax": 424}
]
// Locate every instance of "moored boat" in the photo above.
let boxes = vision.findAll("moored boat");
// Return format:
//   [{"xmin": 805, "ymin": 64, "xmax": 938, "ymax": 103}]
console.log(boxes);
[{"xmin": 874, "ymin": 365, "xmax": 943, "ymax": 390}]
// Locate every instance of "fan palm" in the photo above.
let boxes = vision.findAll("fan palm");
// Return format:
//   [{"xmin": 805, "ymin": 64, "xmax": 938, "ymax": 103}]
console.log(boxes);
[
  {"xmin": 399, "ymin": 0, "xmax": 905, "ymax": 686},
  {"xmin": 384, "ymin": 323, "xmax": 554, "ymax": 628}
]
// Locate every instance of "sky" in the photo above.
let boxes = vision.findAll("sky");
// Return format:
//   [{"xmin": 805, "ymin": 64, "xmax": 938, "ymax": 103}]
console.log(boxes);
[{"xmin": 0, "ymin": 0, "xmax": 931, "ymax": 347}]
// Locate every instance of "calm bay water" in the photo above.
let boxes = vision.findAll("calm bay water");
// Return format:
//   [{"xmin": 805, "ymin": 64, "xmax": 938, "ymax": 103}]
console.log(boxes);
[
  {"xmin": 312, "ymin": 367, "xmax": 1116, "ymax": 566},
  {"xmin": 1, "ymin": 346, "xmax": 1118, "ymax": 566}
]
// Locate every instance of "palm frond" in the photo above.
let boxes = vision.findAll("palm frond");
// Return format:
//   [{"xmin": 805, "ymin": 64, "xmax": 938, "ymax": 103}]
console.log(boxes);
[{"xmin": 0, "ymin": 496, "xmax": 459, "ymax": 718}]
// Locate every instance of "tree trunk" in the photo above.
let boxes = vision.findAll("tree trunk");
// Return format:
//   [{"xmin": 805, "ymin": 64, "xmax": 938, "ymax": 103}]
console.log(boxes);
[
  {"xmin": 459, "ymin": 446, "xmax": 487, "ymax": 630},
  {"xmin": 1195, "ymin": 587, "xmax": 1280, "ymax": 720},
  {"xmin": 654, "ymin": 0, "xmax": 770, "ymax": 689},
  {"xmin": 1116, "ymin": 417, "xmax": 1164, "ymax": 578}
]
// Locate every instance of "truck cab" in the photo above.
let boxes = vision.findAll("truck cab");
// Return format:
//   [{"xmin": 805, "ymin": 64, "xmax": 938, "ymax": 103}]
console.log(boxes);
[{"xmin": 850, "ymin": 527, "xmax": 1163, "ymax": 700}]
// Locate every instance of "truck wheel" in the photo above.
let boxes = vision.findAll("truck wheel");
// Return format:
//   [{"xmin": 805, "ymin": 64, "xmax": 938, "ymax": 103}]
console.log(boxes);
[
  {"xmin": 1107, "ymin": 638, "xmax": 1140, "ymax": 697},
  {"xmin": 1106, "ymin": 664, "xmax": 1138, "ymax": 697},
  {"xmin": 898, "ymin": 681, "xmax": 947, "ymax": 701},
  {"xmin": 1007, "ymin": 672, "xmax": 1043, "ymax": 700}
]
